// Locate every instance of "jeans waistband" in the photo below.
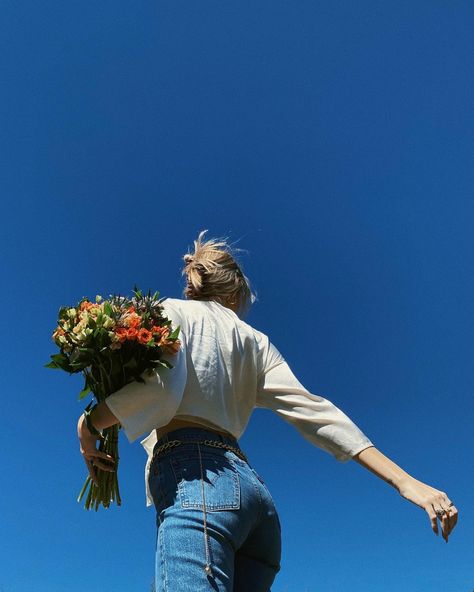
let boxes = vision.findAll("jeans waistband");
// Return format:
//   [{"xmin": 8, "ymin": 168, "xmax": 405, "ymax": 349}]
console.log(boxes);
[{"xmin": 153, "ymin": 427, "xmax": 241, "ymax": 454}]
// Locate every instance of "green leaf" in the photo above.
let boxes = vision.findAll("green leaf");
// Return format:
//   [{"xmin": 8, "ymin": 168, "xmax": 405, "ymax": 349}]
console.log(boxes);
[
  {"xmin": 69, "ymin": 362, "xmax": 86, "ymax": 371},
  {"xmin": 155, "ymin": 359, "xmax": 173, "ymax": 369},
  {"xmin": 45, "ymin": 360, "xmax": 61, "ymax": 369},
  {"xmin": 48, "ymin": 353, "xmax": 72, "ymax": 371},
  {"xmin": 69, "ymin": 349, "xmax": 83, "ymax": 364},
  {"xmin": 104, "ymin": 302, "xmax": 113, "ymax": 316},
  {"xmin": 78, "ymin": 347, "xmax": 96, "ymax": 355},
  {"xmin": 168, "ymin": 325, "xmax": 181, "ymax": 340},
  {"xmin": 58, "ymin": 306, "xmax": 70, "ymax": 320},
  {"xmin": 78, "ymin": 386, "xmax": 91, "ymax": 400}
]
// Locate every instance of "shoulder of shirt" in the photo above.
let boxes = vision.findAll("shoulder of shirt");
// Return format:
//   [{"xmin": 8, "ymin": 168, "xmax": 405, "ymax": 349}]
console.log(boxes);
[
  {"xmin": 160, "ymin": 297, "xmax": 183, "ymax": 306},
  {"xmin": 249, "ymin": 326, "xmax": 287, "ymax": 373},
  {"xmin": 245, "ymin": 325, "xmax": 286, "ymax": 370},
  {"xmin": 161, "ymin": 299, "xmax": 271, "ymax": 344},
  {"xmin": 160, "ymin": 297, "xmax": 182, "ymax": 309},
  {"xmin": 251, "ymin": 326, "xmax": 268, "ymax": 346},
  {"xmin": 159, "ymin": 297, "xmax": 182, "ymax": 315}
]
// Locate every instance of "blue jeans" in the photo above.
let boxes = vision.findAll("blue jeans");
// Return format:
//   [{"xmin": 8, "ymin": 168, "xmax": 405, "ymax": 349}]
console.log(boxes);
[{"xmin": 148, "ymin": 427, "xmax": 282, "ymax": 591}]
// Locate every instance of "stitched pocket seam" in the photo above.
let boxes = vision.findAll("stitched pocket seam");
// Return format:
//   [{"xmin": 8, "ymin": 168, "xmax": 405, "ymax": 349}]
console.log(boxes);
[{"xmin": 172, "ymin": 455, "xmax": 241, "ymax": 511}]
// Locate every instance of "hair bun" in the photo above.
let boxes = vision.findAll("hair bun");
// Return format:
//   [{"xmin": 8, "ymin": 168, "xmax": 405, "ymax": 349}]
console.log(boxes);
[{"xmin": 181, "ymin": 230, "xmax": 255, "ymax": 315}]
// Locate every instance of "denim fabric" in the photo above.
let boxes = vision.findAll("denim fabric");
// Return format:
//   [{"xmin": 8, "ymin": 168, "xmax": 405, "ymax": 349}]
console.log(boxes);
[{"xmin": 148, "ymin": 427, "xmax": 282, "ymax": 591}]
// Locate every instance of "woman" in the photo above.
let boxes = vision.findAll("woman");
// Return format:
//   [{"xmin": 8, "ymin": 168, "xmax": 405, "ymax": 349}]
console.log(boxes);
[{"xmin": 77, "ymin": 231, "xmax": 458, "ymax": 591}]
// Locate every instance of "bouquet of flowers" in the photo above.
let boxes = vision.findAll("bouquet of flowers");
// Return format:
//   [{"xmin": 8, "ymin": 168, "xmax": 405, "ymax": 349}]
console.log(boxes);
[{"xmin": 46, "ymin": 288, "xmax": 180, "ymax": 510}]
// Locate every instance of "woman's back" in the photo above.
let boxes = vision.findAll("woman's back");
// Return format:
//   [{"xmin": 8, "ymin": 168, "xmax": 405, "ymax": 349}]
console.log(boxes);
[{"xmin": 161, "ymin": 298, "xmax": 261, "ymax": 438}]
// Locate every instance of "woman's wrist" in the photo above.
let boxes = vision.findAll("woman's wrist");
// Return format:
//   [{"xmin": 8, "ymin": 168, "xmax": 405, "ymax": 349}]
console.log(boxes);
[
  {"xmin": 86, "ymin": 400, "xmax": 120, "ymax": 431},
  {"xmin": 77, "ymin": 413, "xmax": 99, "ymax": 441},
  {"xmin": 83, "ymin": 403, "xmax": 103, "ymax": 438},
  {"xmin": 353, "ymin": 446, "xmax": 412, "ymax": 492}
]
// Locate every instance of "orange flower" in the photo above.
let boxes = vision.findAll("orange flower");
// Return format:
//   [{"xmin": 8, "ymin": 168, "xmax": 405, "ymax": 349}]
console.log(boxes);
[
  {"xmin": 124, "ymin": 312, "xmax": 141, "ymax": 329},
  {"xmin": 126, "ymin": 327, "xmax": 138, "ymax": 340},
  {"xmin": 161, "ymin": 340, "xmax": 181, "ymax": 354},
  {"xmin": 80, "ymin": 300, "xmax": 94, "ymax": 312},
  {"xmin": 158, "ymin": 328, "xmax": 170, "ymax": 345},
  {"xmin": 115, "ymin": 327, "xmax": 128, "ymax": 343},
  {"xmin": 52, "ymin": 326, "xmax": 65, "ymax": 340},
  {"xmin": 128, "ymin": 306, "xmax": 135, "ymax": 313},
  {"xmin": 151, "ymin": 325, "xmax": 164, "ymax": 336},
  {"xmin": 137, "ymin": 328, "xmax": 153, "ymax": 345}
]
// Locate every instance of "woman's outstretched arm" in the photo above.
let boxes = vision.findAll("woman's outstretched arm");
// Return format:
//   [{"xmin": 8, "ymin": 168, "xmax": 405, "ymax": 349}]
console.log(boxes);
[{"xmin": 353, "ymin": 446, "xmax": 458, "ymax": 543}]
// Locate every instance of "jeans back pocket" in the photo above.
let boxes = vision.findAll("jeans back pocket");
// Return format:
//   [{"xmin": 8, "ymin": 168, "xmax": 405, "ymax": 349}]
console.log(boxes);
[{"xmin": 170, "ymin": 450, "xmax": 240, "ymax": 511}]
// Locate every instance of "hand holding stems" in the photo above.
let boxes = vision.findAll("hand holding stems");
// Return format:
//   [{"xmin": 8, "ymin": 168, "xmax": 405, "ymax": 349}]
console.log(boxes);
[
  {"xmin": 76, "ymin": 400, "xmax": 119, "ymax": 487},
  {"xmin": 353, "ymin": 446, "xmax": 458, "ymax": 543}
]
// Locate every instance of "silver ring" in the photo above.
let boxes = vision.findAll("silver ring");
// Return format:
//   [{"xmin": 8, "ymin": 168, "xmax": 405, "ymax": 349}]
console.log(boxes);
[{"xmin": 436, "ymin": 509, "xmax": 446, "ymax": 518}]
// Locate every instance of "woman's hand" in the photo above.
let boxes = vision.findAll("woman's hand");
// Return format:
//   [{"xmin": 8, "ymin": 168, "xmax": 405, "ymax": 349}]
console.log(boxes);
[
  {"xmin": 77, "ymin": 414, "xmax": 115, "ymax": 486},
  {"xmin": 353, "ymin": 446, "xmax": 458, "ymax": 543},
  {"xmin": 397, "ymin": 476, "xmax": 458, "ymax": 543}
]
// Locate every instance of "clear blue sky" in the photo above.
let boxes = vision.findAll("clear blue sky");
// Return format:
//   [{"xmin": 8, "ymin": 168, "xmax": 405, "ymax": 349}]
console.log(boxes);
[{"xmin": 1, "ymin": 1, "xmax": 472, "ymax": 591}]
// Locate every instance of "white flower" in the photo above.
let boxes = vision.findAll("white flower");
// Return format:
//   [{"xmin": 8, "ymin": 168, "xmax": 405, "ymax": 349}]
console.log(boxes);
[
  {"xmin": 79, "ymin": 328, "xmax": 93, "ymax": 340},
  {"xmin": 102, "ymin": 316, "xmax": 114, "ymax": 329}
]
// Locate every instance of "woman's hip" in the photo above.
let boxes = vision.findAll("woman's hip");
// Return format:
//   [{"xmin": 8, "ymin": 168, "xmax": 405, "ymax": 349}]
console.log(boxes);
[
  {"xmin": 148, "ymin": 431, "xmax": 281, "ymax": 589},
  {"xmin": 147, "ymin": 427, "xmax": 281, "ymax": 545}
]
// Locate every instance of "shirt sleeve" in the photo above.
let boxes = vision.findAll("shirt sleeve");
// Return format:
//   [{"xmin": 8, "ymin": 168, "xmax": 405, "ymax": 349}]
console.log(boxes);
[
  {"xmin": 104, "ymin": 300, "xmax": 187, "ymax": 443},
  {"xmin": 255, "ymin": 337, "xmax": 374, "ymax": 462}
]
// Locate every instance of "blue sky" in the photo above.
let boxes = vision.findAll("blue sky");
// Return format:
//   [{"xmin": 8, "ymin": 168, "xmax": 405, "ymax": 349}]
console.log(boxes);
[{"xmin": 1, "ymin": 1, "xmax": 472, "ymax": 591}]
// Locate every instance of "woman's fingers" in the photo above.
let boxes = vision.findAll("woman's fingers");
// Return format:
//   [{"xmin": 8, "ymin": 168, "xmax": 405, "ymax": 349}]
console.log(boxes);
[
  {"xmin": 84, "ymin": 457, "xmax": 99, "ymax": 486},
  {"xmin": 427, "ymin": 506, "xmax": 439, "ymax": 536},
  {"xmin": 450, "ymin": 505, "xmax": 459, "ymax": 530},
  {"xmin": 82, "ymin": 450, "xmax": 116, "ymax": 479},
  {"xmin": 445, "ymin": 505, "xmax": 458, "ymax": 539},
  {"xmin": 93, "ymin": 450, "xmax": 115, "ymax": 463},
  {"xmin": 78, "ymin": 414, "xmax": 116, "ymax": 488},
  {"xmin": 92, "ymin": 458, "xmax": 115, "ymax": 472},
  {"xmin": 440, "ymin": 512, "xmax": 450, "ymax": 542},
  {"xmin": 399, "ymin": 479, "xmax": 458, "ymax": 543},
  {"xmin": 443, "ymin": 495, "xmax": 459, "ymax": 534},
  {"xmin": 85, "ymin": 454, "xmax": 115, "ymax": 472},
  {"xmin": 432, "ymin": 502, "xmax": 459, "ymax": 542}
]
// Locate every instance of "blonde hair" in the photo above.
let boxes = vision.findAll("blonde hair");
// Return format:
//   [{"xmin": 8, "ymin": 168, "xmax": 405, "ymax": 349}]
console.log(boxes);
[{"xmin": 182, "ymin": 230, "xmax": 255, "ymax": 316}]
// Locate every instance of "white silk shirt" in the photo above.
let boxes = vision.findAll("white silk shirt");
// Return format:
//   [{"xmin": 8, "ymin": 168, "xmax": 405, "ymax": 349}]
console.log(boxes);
[{"xmin": 104, "ymin": 298, "xmax": 374, "ymax": 506}]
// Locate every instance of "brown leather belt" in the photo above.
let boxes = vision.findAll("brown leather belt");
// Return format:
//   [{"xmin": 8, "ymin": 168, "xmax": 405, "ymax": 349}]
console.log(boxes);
[{"xmin": 151, "ymin": 438, "xmax": 249, "ymax": 465}]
